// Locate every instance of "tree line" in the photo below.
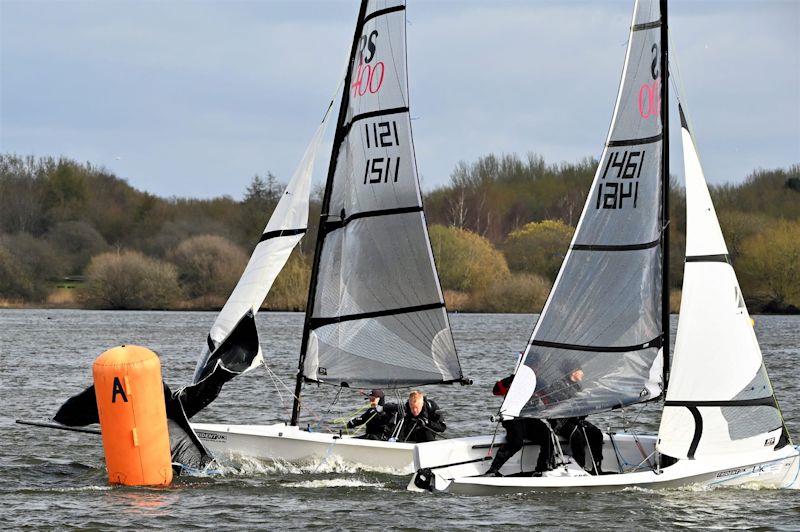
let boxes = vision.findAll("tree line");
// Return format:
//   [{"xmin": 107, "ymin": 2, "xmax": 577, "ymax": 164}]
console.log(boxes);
[{"xmin": 1, "ymin": 153, "xmax": 798, "ymax": 313}]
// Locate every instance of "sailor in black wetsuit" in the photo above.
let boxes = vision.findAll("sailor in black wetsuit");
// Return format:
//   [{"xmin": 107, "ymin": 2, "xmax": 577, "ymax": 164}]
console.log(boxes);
[
  {"xmin": 539, "ymin": 365, "xmax": 604, "ymax": 474},
  {"xmin": 345, "ymin": 389, "xmax": 399, "ymax": 440},
  {"xmin": 485, "ymin": 375, "xmax": 554, "ymax": 477},
  {"xmin": 397, "ymin": 390, "xmax": 446, "ymax": 443},
  {"xmin": 485, "ymin": 365, "xmax": 604, "ymax": 476}
]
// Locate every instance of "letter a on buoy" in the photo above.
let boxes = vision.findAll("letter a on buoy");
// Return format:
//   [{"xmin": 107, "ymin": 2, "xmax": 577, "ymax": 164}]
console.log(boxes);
[
  {"xmin": 93, "ymin": 345, "xmax": 172, "ymax": 486},
  {"xmin": 111, "ymin": 377, "xmax": 128, "ymax": 403}
]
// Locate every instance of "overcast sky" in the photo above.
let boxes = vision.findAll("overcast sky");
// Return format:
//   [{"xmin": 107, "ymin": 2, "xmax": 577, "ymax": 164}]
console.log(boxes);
[{"xmin": 2, "ymin": 0, "xmax": 798, "ymax": 199}]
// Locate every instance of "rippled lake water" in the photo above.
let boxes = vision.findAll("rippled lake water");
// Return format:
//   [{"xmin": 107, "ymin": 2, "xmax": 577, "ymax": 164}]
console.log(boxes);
[{"xmin": 2, "ymin": 310, "xmax": 799, "ymax": 530}]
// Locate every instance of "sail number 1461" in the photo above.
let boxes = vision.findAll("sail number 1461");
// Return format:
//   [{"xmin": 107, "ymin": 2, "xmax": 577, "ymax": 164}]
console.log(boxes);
[{"xmin": 595, "ymin": 149, "xmax": 644, "ymax": 209}]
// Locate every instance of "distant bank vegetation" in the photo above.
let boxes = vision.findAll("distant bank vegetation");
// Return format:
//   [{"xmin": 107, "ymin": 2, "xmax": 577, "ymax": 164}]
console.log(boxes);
[{"xmin": 1, "ymin": 153, "xmax": 798, "ymax": 313}]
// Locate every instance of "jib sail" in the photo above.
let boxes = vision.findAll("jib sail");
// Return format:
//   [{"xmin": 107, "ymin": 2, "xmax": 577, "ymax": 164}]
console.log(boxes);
[
  {"xmin": 193, "ymin": 110, "xmax": 333, "ymax": 384},
  {"xmin": 656, "ymin": 104, "xmax": 789, "ymax": 459}
]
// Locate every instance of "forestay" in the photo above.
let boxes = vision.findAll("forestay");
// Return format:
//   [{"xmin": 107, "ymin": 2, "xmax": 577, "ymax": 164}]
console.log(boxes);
[
  {"xmin": 501, "ymin": 0, "xmax": 665, "ymax": 419},
  {"xmin": 300, "ymin": 0, "xmax": 463, "ymax": 388},
  {"xmin": 656, "ymin": 105, "xmax": 789, "ymax": 459},
  {"xmin": 193, "ymin": 116, "xmax": 331, "ymax": 384}
]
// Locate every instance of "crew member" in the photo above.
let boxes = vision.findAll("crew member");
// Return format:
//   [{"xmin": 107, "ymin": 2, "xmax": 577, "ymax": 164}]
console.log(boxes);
[
  {"xmin": 485, "ymin": 374, "xmax": 554, "ymax": 477},
  {"xmin": 545, "ymin": 366, "xmax": 604, "ymax": 474},
  {"xmin": 398, "ymin": 390, "xmax": 446, "ymax": 443},
  {"xmin": 535, "ymin": 364, "xmax": 604, "ymax": 474},
  {"xmin": 345, "ymin": 389, "xmax": 398, "ymax": 440}
]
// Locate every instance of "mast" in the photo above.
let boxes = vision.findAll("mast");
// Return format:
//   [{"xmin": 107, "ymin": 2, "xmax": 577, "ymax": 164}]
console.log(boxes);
[
  {"xmin": 290, "ymin": 0, "xmax": 369, "ymax": 426},
  {"xmin": 660, "ymin": 0, "xmax": 671, "ymax": 390}
]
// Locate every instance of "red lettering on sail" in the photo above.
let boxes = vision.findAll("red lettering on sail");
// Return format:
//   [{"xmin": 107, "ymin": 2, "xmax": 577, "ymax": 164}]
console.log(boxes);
[
  {"xmin": 638, "ymin": 79, "xmax": 660, "ymax": 119},
  {"xmin": 352, "ymin": 59, "xmax": 385, "ymax": 98}
]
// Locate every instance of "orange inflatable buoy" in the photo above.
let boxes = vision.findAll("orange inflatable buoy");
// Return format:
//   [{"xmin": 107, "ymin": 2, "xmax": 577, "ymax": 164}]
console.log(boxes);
[{"xmin": 93, "ymin": 345, "xmax": 172, "ymax": 486}]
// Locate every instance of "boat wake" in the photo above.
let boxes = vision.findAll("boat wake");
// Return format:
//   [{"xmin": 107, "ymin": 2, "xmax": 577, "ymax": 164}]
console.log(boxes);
[
  {"xmin": 205, "ymin": 454, "xmax": 405, "ymax": 477},
  {"xmin": 282, "ymin": 478, "xmax": 386, "ymax": 489}
]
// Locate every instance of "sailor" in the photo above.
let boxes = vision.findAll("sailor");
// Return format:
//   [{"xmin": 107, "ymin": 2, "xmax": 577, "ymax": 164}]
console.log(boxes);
[
  {"xmin": 345, "ymin": 389, "xmax": 399, "ymax": 440},
  {"xmin": 397, "ymin": 390, "xmax": 446, "ymax": 443},
  {"xmin": 553, "ymin": 417, "xmax": 604, "ymax": 474},
  {"xmin": 485, "ymin": 374, "xmax": 555, "ymax": 477},
  {"xmin": 544, "ymin": 365, "xmax": 604, "ymax": 474}
]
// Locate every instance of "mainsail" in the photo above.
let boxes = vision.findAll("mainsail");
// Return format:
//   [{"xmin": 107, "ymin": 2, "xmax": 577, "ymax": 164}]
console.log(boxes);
[
  {"xmin": 193, "ymin": 114, "xmax": 332, "ymax": 384},
  {"xmin": 296, "ymin": 0, "xmax": 463, "ymax": 392},
  {"xmin": 656, "ymin": 105, "xmax": 789, "ymax": 459},
  {"xmin": 501, "ymin": 0, "xmax": 666, "ymax": 419}
]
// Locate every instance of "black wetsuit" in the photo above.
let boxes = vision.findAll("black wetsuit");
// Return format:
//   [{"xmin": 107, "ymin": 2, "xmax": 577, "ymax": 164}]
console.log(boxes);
[
  {"xmin": 487, "ymin": 375, "xmax": 554, "ymax": 475},
  {"xmin": 553, "ymin": 417, "xmax": 604, "ymax": 473},
  {"xmin": 398, "ymin": 399, "xmax": 446, "ymax": 443},
  {"xmin": 542, "ymin": 374, "xmax": 604, "ymax": 473},
  {"xmin": 346, "ymin": 403, "xmax": 399, "ymax": 440},
  {"xmin": 489, "ymin": 418, "xmax": 555, "ymax": 475}
]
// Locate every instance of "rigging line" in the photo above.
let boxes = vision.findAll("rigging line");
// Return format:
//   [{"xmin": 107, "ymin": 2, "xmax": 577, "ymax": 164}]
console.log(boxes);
[
  {"xmin": 619, "ymin": 401, "xmax": 629, "ymax": 430},
  {"xmin": 331, "ymin": 403, "xmax": 370, "ymax": 426},
  {"xmin": 632, "ymin": 431, "xmax": 654, "ymax": 469},
  {"xmin": 486, "ymin": 420, "xmax": 501, "ymax": 459},
  {"xmin": 267, "ymin": 361, "xmax": 325, "ymax": 426},
  {"xmin": 263, "ymin": 362, "xmax": 287, "ymax": 414},
  {"xmin": 324, "ymin": 386, "xmax": 344, "ymax": 417},
  {"xmin": 634, "ymin": 449, "xmax": 657, "ymax": 471},
  {"xmin": 629, "ymin": 398, "xmax": 648, "ymax": 428},
  {"xmin": 581, "ymin": 424, "xmax": 600, "ymax": 475},
  {"xmin": 607, "ymin": 432, "xmax": 625, "ymax": 473}
]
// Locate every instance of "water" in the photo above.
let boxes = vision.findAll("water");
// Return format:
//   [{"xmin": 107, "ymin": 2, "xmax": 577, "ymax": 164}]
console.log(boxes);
[{"xmin": 2, "ymin": 310, "xmax": 799, "ymax": 530}]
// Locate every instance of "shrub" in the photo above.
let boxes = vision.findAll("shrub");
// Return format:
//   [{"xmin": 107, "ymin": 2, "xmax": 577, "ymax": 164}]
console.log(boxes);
[
  {"xmin": 442, "ymin": 290, "xmax": 470, "ymax": 312},
  {"xmin": 0, "ymin": 244, "xmax": 37, "ymax": 301},
  {"xmin": 80, "ymin": 251, "xmax": 181, "ymax": 309},
  {"xmin": 737, "ymin": 220, "xmax": 800, "ymax": 310},
  {"xmin": 503, "ymin": 220, "xmax": 573, "ymax": 282},
  {"xmin": 429, "ymin": 225, "xmax": 509, "ymax": 293},
  {"xmin": 469, "ymin": 273, "xmax": 551, "ymax": 313},
  {"xmin": 45, "ymin": 221, "xmax": 108, "ymax": 274},
  {"xmin": 717, "ymin": 210, "xmax": 770, "ymax": 264},
  {"xmin": 0, "ymin": 233, "xmax": 65, "ymax": 301},
  {"xmin": 170, "ymin": 235, "xmax": 247, "ymax": 300},
  {"xmin": 261, "ymin": 250, "xmax": 311, "ymax": 311}
]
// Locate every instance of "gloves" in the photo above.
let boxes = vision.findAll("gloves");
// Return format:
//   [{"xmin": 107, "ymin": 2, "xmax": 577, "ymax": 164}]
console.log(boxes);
[{"xmin": 418, "ymin": 418, "xmax": 428, "ymax": 426}]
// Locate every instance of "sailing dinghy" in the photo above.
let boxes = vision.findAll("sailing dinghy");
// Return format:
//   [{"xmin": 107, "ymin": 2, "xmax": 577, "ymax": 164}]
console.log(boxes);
[
  {"xmin": 191, "ymin": 0, "xmax": 468, "ymax": 473},
  {"xmin": 410, "ymin": 0, "xmax": 799, "ymax": 494}
]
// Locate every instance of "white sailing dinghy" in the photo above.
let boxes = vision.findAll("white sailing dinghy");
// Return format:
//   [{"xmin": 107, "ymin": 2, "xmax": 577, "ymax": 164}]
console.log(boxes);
[
  {"xmin": 410, "ymin": 0, "xmax": 799, "ymax": 494},
  {"xmin": 191, "ymin": 0, "xmax": 468, "ymax": 474}
]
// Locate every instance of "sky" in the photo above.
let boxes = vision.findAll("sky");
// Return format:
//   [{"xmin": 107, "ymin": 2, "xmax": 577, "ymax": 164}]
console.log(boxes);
[{"xmin": 1, "ymin": 0, "xmax": 798, "ymax": 200}]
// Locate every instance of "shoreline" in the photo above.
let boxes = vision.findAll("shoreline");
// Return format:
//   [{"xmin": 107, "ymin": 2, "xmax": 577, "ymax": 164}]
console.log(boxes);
[{"xmin": 1, "ymin": 304, "xmax": 798, "ymax": 316}]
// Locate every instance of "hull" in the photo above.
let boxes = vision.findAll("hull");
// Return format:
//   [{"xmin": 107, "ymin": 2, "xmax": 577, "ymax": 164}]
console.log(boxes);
[
  {"xmin": 191, "ymin": 422, "xmax": 416, "ymax": 474},
  {"xmin": 409, "ymin": 431, "xmax": 800, "ymax": 495}
]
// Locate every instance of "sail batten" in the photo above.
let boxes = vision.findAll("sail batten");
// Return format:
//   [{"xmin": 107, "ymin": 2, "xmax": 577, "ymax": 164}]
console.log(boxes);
[
  {"xmin": 531, "ymin": 336, "xmax": 662, "ymax": 353},
  {"xmin": 501, "ymin": 0, "xmax": 665, "ymax": 420},
  {"xmin": 571, "ymin": 239, "xmax": 660, "ymax": 251}
]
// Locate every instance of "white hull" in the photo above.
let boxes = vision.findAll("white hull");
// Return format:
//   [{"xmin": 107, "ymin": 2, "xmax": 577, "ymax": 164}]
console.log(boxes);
[
  {"xmin": 410, "ymin": 432, "xmax": 800, "ymax": 494},
  {"xmin": 191, "ymin": 422, "xmax": 416, "ymax": 474}
]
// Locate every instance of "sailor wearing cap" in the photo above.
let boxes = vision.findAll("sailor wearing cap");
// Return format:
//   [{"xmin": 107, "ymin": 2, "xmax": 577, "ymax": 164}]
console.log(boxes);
[{"xmin": 345, "ymin": 389, "xmax": 400, "ymax": 440}]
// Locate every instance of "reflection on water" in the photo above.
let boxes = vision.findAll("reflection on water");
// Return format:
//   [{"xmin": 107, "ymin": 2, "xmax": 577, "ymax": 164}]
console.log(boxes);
[{"xmin": 1, "ymin": 310, "xmax": 798, "ymax": 529}]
